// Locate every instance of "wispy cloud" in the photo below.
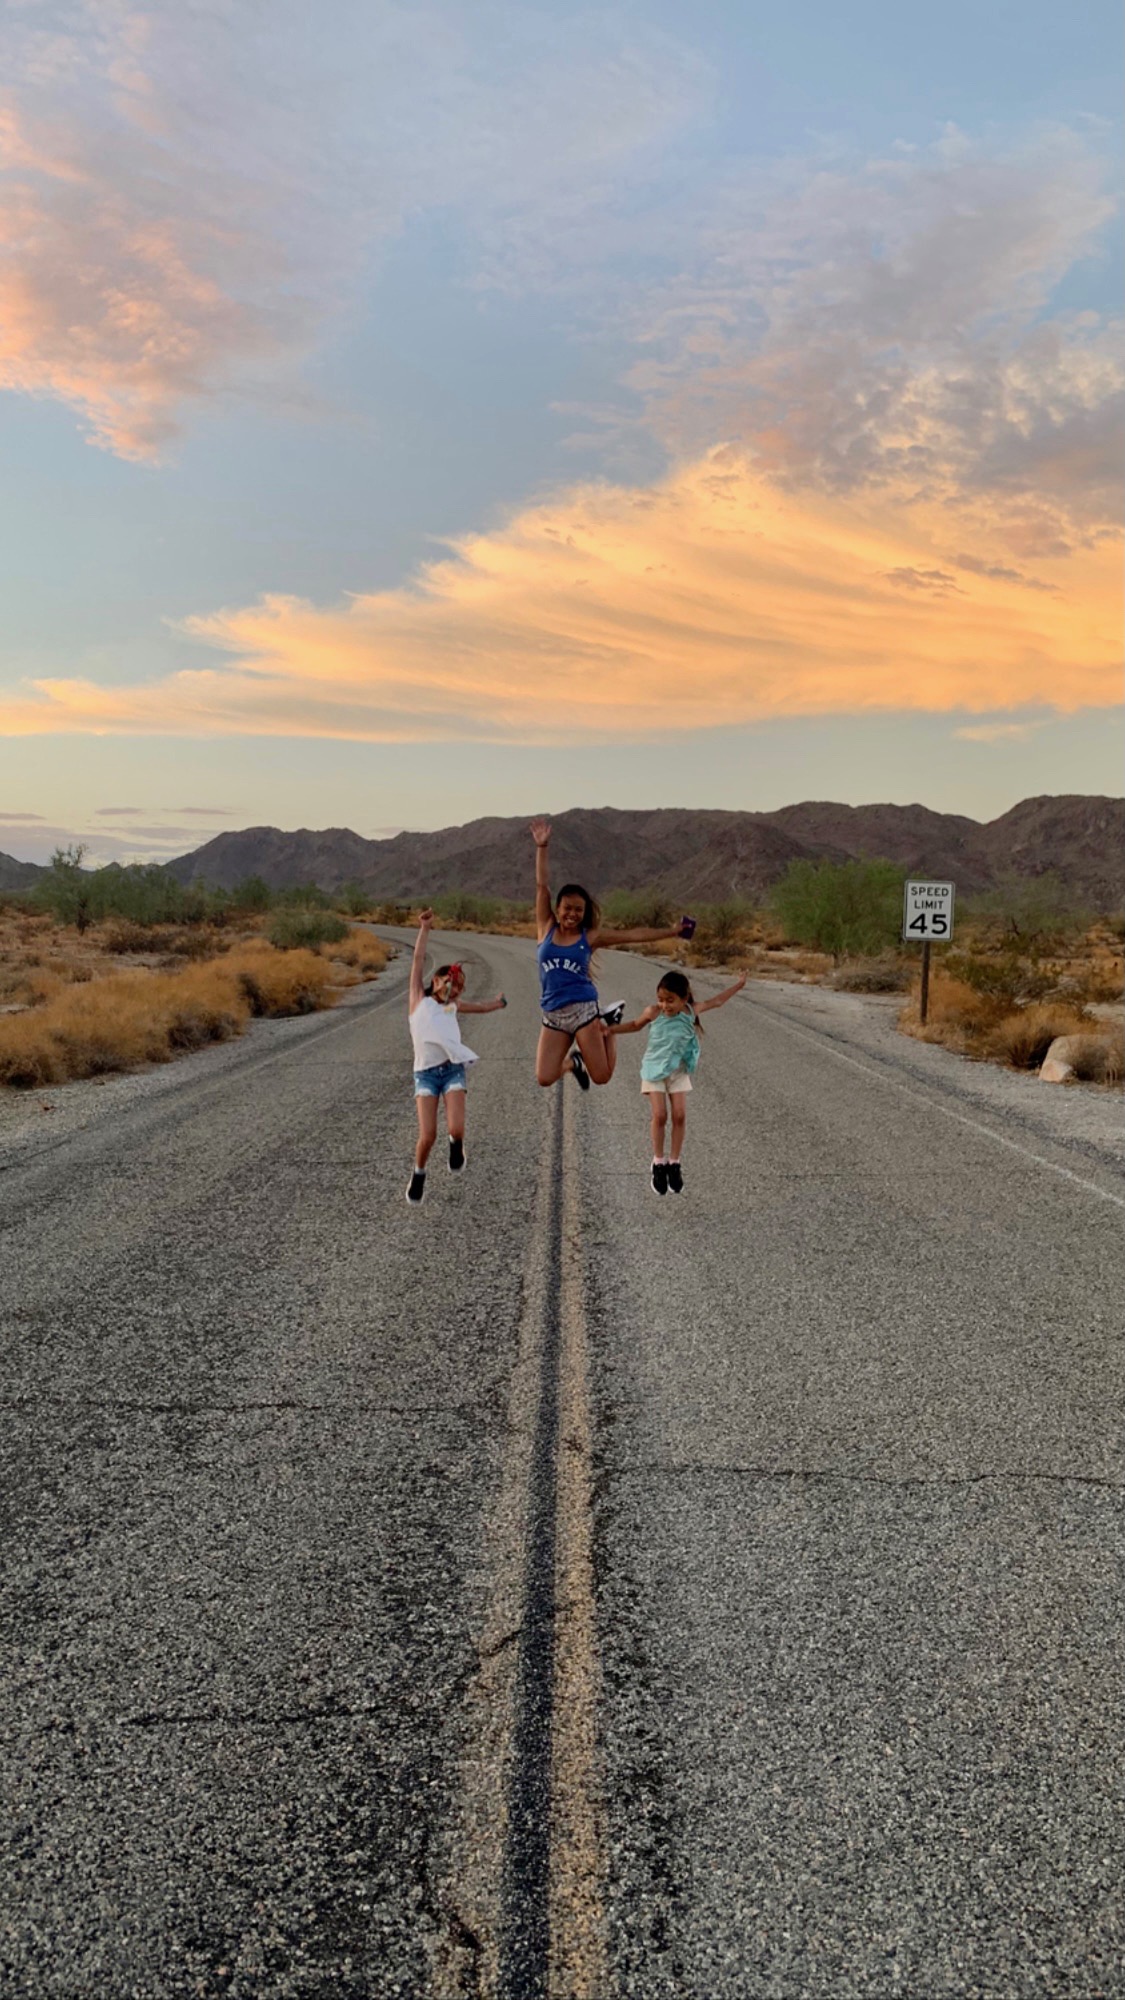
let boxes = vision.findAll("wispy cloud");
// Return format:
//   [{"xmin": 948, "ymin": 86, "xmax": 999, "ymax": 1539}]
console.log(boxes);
[
  {"xmin": 953, "ymin": 720, "xmax": 1049, "ymax": 743},
  {"xmin": 603, "ymin": 128, "xmax": 1122, "ymax": 553},
  {"xmin": 1, "ymin": 448, "xmax": 1116, "ymax": 743},
  {"xmin": 0, "ymin": 2, "xmax": 708, "ymax": 457}
]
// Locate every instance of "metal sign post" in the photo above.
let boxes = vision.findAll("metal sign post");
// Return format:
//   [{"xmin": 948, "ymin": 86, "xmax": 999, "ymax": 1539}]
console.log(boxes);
[{"xmin": 903, "ymin": 881, "xmax": 955, "ymax": 1024}]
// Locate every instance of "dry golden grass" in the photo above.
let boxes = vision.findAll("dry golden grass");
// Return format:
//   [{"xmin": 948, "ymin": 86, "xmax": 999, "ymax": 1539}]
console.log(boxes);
[
  {"xmin": 327, "ymin": 931, "xmax": 393, "ymax": 978},
  {"xmin": 898, "ymin": 973, "xmax": 1102, "ymax": 1072},
  {"xmin": 224, "ymin": 943, "xmax": 335, "ymax": 1016},
  {"xmin": 0, "ymin": 940, "xmax": 352, "ymax": 1088}
]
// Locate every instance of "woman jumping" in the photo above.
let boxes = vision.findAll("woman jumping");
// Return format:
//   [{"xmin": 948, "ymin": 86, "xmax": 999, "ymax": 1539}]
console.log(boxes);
[
  {"xmin": 406, "ymin": 909, "xmax": 505, "ymax": 1205},
  {"xmin": 530, "ymin": 817, "xmax": 696, "ymax": 1091},
  {"xmin": 610, "ymin": 967, "xmax": 746, "ymax": 1193}
]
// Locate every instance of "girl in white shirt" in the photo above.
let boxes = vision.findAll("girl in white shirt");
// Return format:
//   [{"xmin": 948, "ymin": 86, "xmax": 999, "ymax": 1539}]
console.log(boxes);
[{"xmin": 406, "ymin": 909, "xmax": 505, "ymax": 1204}]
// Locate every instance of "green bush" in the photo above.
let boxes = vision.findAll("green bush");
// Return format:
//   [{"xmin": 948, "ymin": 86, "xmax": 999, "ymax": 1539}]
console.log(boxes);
[
  {"xmin": 770, "ymin": 858, "xmax": 904, "ymax": 961},
  {"xmin": 266, "ymin": 909, "xmax": 349, "ymax": 950},
  {"xmin": 338, "ymin": 881, "xmax": 375, "ymax": 917},
  {"xmin": 601, "ymin": 889, "xmax": 673, "ymax": 930},
  {"xmin": 275, "ymin": 881, "xmax": 333, "ymax": 911},
  {"xmin": 943, "ymin": 951, "xmax": 1053, "ymax": 1004},
  {"xmin": 228, "ymin": 875, "xmax": 273, "ymax": 914},
  {"xmin": 431, "ymin": 891, "xmax": 517, "ymax": 928},
  {"xmin": 32, "ymin": 850, "xmax": 232, "ymax": 930},
  {"xmin": 967, "ymin": 872, "xmax": 1089, "ymax": 944}
]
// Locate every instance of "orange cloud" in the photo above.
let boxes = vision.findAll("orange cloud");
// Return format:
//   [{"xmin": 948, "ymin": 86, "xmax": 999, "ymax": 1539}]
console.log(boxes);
[{"xmin": 1, "ymin": 449, "xmax": 1118, "ymax": 742}]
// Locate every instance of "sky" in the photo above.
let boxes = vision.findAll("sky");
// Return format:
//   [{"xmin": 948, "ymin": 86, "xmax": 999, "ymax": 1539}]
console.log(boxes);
[{"xmin": 0, "ymin": 0, "xmax": 1121, "ymax": 866}]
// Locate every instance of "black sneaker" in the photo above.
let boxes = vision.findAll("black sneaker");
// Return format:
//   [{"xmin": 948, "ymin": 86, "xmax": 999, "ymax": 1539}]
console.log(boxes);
[
  {"xmin": 448, "ymin": 1136, "xmax": 465, "ymax": 1173},
  {"xmin": 405, "ymin": 1169, "xmax": 427, "ymax": 1205},
  {"xmin": 600, "ymin": 999, "xmax": 626, "ymax": 1026},
  {"xmin": 650, "ymin": 1160, "xmax": 668, "ymax": 1196},
  {"xmin": 666, "ymin": 1161, "xmax": 684, "ymax": 1194},
  {"xmin": 570, "ymin": 1049, "xmax": 591, "ymax": 1091}
]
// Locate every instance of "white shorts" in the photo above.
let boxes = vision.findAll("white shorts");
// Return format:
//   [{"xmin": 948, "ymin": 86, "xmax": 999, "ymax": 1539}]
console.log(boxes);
[{"xmin": 641, "ymin": 1070, "xmax": 692, "ymax": 1095}]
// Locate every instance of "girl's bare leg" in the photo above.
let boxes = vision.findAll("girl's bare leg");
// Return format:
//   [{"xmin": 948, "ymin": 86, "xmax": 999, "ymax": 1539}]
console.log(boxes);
[
  {"xmin": 649, "ymin": 1093, "xmax": 669, "ymax": 1158},
  {"xmin": 415, "ymin": 1094, "xmax": 439, "ymax": 1169},
  {"xmin": 444, "ymin": 1088, "xmax": 466, "ymax": 1141},
  {"xmin": 573, "ymin": 1017, "xmax": 617, "ymax": 1084},
  {"xmin": 536, "ymin": 1026, "xmax": 575, "ymax": 1087},
  {"xmin": 669, "ymin": 1097, "xmax": 687, "ymax": 1161}
]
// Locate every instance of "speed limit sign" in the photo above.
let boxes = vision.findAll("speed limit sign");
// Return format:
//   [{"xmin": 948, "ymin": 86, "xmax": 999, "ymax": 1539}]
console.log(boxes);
[{"xmin": 903, "ymin": 881, "xmax": 955, "ymax": 941}]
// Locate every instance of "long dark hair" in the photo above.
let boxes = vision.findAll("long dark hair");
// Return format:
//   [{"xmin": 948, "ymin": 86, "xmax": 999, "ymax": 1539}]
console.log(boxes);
[
  {"xmin": 658, "ymin": 968, "xmax": 703, "ymax": 1031},
  {"xmin": 553, "ymin": 882, "xmax": 600, "ymax": 934}
]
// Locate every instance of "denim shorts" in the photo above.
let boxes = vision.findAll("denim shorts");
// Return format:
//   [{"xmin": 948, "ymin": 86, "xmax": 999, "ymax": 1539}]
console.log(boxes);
[{"xmin": 414, "ymin": 1061, "xmax": 467, "ymax": 1098}]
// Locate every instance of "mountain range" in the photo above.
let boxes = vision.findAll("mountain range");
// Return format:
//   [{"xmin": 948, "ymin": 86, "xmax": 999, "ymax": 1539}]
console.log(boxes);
[
  {"xmin": 163, "ymin": 795, "xmax": 1122, "ymax": 909},
  {"xmin": 3, "ymin": 795, "xmax": 1120, "ymax": 909}
]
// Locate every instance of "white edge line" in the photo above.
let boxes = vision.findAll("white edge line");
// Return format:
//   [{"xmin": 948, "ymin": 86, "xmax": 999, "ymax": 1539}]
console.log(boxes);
[{"xmin": 746, "ymin": 996, "xmax": 1125, "ymax": 1212}]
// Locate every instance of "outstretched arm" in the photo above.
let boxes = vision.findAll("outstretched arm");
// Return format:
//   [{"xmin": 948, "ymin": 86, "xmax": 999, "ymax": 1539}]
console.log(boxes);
[
  {"xmin": 608, "ymin": 1004, "xmax": 658, "ymax": 1035},
  {"xmin": 530, "ymin": 818, "xmax": 553, "ymax": 940},
  {"xmin": 695, "ymin": 972, "xmax": 747, "ymax": 1014},
  {"xmin": 457, "ymin": 994, "xmax": 507, "ymax": 1014},
  {"xmin": 409, "ymin": 909, "xmax": 433, "ymax": 1010}
]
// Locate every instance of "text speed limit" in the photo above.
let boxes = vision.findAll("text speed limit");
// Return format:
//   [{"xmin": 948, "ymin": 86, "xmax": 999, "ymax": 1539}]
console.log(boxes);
[{"xmin": 903, "ymin": 880, "xmax": 955, "ymax": 941}]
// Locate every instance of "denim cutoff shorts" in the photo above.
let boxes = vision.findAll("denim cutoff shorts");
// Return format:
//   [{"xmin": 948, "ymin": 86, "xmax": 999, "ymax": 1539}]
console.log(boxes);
[{"xmin": 414, "ymin": 1060, "xmax": 467, "ymax": 1099}]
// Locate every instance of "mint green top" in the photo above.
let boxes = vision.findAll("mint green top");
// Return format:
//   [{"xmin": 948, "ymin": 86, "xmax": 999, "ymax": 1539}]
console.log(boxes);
[{"xmin": 640, "ymin": 1008, "xmax": 700, "ymax": 1081}]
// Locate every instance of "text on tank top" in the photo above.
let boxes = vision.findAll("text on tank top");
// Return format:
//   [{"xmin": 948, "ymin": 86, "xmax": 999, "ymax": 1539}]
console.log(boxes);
[{"xmin": 537, "ymin": 927, "xmax": 598, "ymax": 1011}]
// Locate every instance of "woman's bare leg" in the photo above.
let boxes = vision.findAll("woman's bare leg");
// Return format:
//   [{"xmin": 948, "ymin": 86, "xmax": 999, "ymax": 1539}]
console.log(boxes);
[
  {"xmin": 414, "ymin": 1094, "xmax": 439, "ymax": 1169},
  {"xmin": 536, "ymin": 1025, "xmax": 575, "ymax": 1087},
  {"xmin": 669, "ymin": 1096, "xmax": 687, "ymax": 1160},
  {"xmin": 573, "ymin": 1016, "xmax": 617, "ymax": 1085},
  {"xmin": 649, "ymin": 1093, "xmax": 669, "ymax": 1158}
]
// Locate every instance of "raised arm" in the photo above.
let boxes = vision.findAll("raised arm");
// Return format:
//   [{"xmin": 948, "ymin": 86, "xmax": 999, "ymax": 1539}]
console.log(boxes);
[
  {"xmin": 408, "ymin": 909, "xmax": 433, "ymax": 1011},
  {"xmin": 457, "ymin": 994, "xmax": 507, "ymax": 1014},
  {"xmin": 695, "ymin": 971, "xmax": 747, "ymax": 1014},
  {"xmin": 530, "ymin": 818, "xmax": 553, "ymax": 940}
]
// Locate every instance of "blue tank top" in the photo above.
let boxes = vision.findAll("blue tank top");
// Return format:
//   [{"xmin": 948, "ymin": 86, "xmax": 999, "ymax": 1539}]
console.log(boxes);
[{"xmin": 537, "ymin": 927, "xmax": 598, "ymax": 1011}]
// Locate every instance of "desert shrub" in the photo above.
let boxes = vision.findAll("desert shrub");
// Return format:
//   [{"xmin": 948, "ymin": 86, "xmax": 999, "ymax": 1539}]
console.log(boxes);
[
  {"xmin": 275, "ymin": 881, "xmax": 333, "ymax": 911},
  {"xmin": 228, "ymin": 874, "xmax": 273, "ymax": 914},
  {"xmin": 967, "ymin": 872, "xmax": 1090, "ymax": 945},
  {"xmin": 1072, "ymin": 961, "xmax": 1125, "ymax": 1004},
  {"xmin": 226, "ymin": 944, "xmax": 335, "ymax": 1016},
  {"xmin": 985, "ymin": 1002, "xmax": 1092, "ymax": 1071},
  {"xmin": 832, "ymin": 958, "xmax": 911, "ymax": 993},
  {"xmin": 942, "ymin": 951, "xmax": 1054, "ymax": 1004},
  {"xmin": 266, "ymin": 908, "xmax": 349, "ymax": 950},
  {"xmin": 101, "ymin": 920, "xmax": 169, "ymax": 954},
  {"xmin": 0, "ymin": 965, "xmax": 251, "ymax": 1086},
  {"xmin": 330, "ymin": 933, "xmax": 391, "ymax": 977},
  {"xmin": 0, "ymin": 942, "xmax": 341, "ymax": 1087},
  {"xmin": 336, "ymin": 881, "xmax": 376, "ymax": 918},
  {"xmin": 771, "ymin": 858, "xmax": 904, "ymax": 960},
  {"xmin": 1063, "ymin": 1032, "xmax": 1125, "ymax": 1085},
  {"xmin": 601, "ymin": 889, "xmax": 674, "ymax": 930}
]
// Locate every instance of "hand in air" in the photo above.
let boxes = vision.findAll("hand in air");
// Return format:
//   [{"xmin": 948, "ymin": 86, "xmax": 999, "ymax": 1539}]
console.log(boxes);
[
  {"xmin": 529, "ymin": 818, "xmax": 551, "ymax": 847},
  {"xmin": 418, "ymin": 908, "xmax": 434, "ymax": 927},
  {"xmin": 677, "ymin": 913, "xmax": 697, "ymax": 939}
]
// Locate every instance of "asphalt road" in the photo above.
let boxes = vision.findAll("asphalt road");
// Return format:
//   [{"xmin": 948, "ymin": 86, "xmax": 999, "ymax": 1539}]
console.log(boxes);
[{"xmin": 1, "ymin": 928, "xmax": 1121, "ymax": 1999}]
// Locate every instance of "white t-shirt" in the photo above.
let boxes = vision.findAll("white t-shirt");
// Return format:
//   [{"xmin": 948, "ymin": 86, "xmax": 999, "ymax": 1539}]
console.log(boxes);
[{"xmin": 409, "ymin": 994, "xmax": 479, "ymax": 1071}]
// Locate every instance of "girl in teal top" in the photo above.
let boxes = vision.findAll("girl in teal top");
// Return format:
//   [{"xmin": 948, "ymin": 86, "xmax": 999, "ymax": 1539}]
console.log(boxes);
[{"xmin": 610, "ymin": 967, "xmax": 746, "ymax": 1196}]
